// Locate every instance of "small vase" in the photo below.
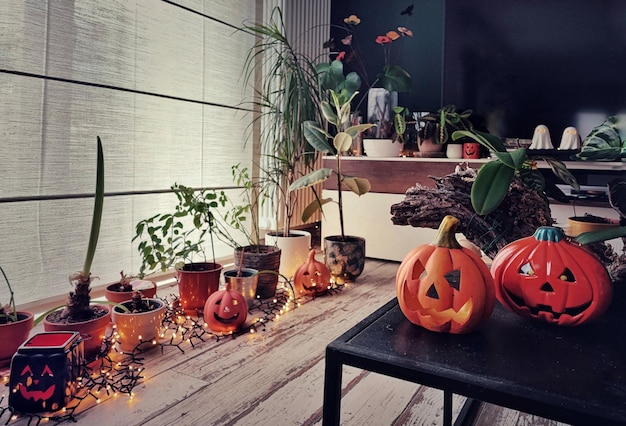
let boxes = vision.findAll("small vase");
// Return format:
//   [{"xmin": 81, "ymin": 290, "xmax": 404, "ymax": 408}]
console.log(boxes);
[
  {"xmin": 446, "ymin": 143, "xmax": 463, "ymax": 159},
  {"xmin": 418, "ymin": 137, "xmax": 444, "ymax": 153},
  {"xmin": 323, "ymin": 235, "xmax": 366, "ymax": 284},
  {"xmin": 362, "ymin": 138, "xmax": 402, "ymax": 157}
]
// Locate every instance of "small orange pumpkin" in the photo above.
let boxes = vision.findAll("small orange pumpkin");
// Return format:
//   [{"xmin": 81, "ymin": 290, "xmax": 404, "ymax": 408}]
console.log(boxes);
[
  {"xmin": 203, "ymin": 283, "xmax": 248, "ymax": 333},
  {"xmin": 293, "ymin": 250, "xmax": 331, "ymax": 295},
  {"xmin": 396, "ymin": 215, "xmax": 495, "ymax": 333}
]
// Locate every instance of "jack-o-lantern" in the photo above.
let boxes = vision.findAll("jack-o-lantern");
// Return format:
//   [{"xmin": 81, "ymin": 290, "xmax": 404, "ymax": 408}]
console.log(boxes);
[
  {"xmin": 9, "ymin": 332, "xmax": 83, "ymax": 413},
  {"xmin": 203, "ymin": 284, "xmax": 248, "ymax": 333},
  {"xmin": 491, "ymin": 226, "xmax": 612, "ymax": 326},
  {"xmin": 396, "ymin": 215, "xmax": 495, "ymax": 333},
  {"xmin": 293, "ymin": 250, "xmax": 331, "ymax": 295},
  {"xmin": 462, "ymin": 142, "xmax": 480, "ymax": 159}
]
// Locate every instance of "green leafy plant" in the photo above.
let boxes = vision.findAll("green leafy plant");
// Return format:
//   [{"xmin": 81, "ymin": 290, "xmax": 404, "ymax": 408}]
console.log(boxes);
[
  {"xmin": 452, "ymin": 129, "xmax": 578, "ymax": 216},
  {"xmin": 420, "ymin": 105, "xmax": 473, "ymax": 145},
  {"xmin": 576, "ymin": 115, "xmax": 626, "ymax": 161},
  {"xmin": 289, "ymin": 90, "xmax": 374, "ymax": 239}
]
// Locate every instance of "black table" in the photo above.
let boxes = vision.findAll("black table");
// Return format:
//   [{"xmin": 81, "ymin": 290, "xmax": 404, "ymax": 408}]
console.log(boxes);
[{"xmin": 323, "ymin": 288, "xmax": 626, "ymax": 426}]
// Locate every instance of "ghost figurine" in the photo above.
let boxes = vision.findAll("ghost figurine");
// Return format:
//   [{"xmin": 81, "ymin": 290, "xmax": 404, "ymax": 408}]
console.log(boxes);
[
  {"xmin": 558, "ymin": 126, "xmax": 580, "ymax": 150},
  {"xmin": 529, "ymin": 124, "xmax": 554, "ymax": 150}
]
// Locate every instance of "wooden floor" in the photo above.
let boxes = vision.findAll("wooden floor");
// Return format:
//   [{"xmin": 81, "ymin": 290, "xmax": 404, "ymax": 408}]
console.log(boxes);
[{"xmin": 2, "ymin": 258, "xmax": 568, "ymax": 426}]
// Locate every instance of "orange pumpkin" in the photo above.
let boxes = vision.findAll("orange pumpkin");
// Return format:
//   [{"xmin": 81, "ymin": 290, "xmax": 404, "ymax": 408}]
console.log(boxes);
[
  {"xmin": 203, "ymin": 283, "xmax": 248, "ymax": 333},
  {"xmin": 491, "ymin": 226, "xmax": 612, "ymax": 326},
  {"xmin": 293, "ymin": 250, "xmax": 331, "ymax": 295},
  {"xmin": 396, "ymin": 215, "xmax": 495, "ymax": 333}
]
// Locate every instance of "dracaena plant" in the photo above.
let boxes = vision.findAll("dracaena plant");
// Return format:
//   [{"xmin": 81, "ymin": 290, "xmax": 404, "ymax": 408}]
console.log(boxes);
[
  {"xmin": 289, "ymin": 90, "xmax": 374, "ymax": 240},
  {"xmin": 0, "ymin": 265, "xmax": 18, "ymax": 323}
]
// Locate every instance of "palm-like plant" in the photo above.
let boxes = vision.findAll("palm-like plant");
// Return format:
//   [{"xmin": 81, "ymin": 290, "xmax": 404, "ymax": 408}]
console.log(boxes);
[{"xmin": 242, "ymin": 6, "xmax": 322, "ymax": 235}]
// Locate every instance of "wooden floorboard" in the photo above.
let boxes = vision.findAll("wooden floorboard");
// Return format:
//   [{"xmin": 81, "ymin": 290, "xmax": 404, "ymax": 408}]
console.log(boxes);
[{"xmin": 2, "ymin": 257, "xmax": 569, "ymax": 425}]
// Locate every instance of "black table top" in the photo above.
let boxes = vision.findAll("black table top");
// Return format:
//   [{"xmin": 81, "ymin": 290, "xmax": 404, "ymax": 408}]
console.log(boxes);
[{"xmin": 330, "ymin": 286, "xmax": 626, "ymax": 425}]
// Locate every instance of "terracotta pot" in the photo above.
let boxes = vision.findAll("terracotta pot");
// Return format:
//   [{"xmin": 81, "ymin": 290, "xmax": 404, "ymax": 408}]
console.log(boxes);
[
  {"xmin": 43, "ymin": 305, "xmax": 111, "ymax": 361},
  {"xmin": 566, "ymin": 216, "xmax": 620, "ymax": 237},
  {"xmin": 112, "ymin": 298, "xmax": 166, "ymax": 352},
  {"xmin": 323, "ymin": 235, "xmax": 366, "ymax": 284},
  {"xmin": 224, "ymin": 268, "xmax": 258, "ymax": 307},
  {"xmin": 234, "ymin": 245, "xmax": 281, "ymax": 299},
  {"xmin": 176, "ymin": 262, "xmax": 222, "ymax": 313},
  {"xmin": 418, "ymin": 137, "xmax": 445, "ymax": 153},
  {"xmin": 104, "ymin": 279, "xmax": 157, "ymax": 303},
  {"xmin": 265, "ymin": 230, "xmax": 311, "ymax": 280},
  {"xmin": 0, "ymin": 312, "xmax": 33, "ymax": 367}
]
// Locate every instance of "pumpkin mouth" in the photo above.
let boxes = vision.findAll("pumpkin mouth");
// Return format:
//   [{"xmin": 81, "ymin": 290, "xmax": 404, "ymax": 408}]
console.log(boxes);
[
  {"xmin": 505, "ymin": 289, "xmax": 591, "ymax": 319},
  {"xmin": 407, "ymin": 296, "xmax": 474, "ymax": 325},
  {"xmin": 213, "ymin": 312, "xmax": 240, "ymax": 324},
  {"xmin": 19, "ymin": 384, "xmax": 56, "ymax": 402}
]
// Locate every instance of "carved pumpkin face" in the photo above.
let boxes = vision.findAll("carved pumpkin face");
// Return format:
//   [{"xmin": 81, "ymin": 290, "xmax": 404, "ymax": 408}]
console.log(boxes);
[
  {"xmin": 462, "ymin": 142, "xmax": 480, "ymax": 159},
  {"xmin": 293, "ymin": 250, "xmax": 331, "ymax": 296},
  {"xmin": 203, "ymin": 285, "xmax": 248, "ymax": 333},
  {"xmin": 396, "ymin": 216, "xmax": 495, "ymax": 333},
  {"xmin": 491, "ymin": 226, "xmax": 612, "ymax": 326}
]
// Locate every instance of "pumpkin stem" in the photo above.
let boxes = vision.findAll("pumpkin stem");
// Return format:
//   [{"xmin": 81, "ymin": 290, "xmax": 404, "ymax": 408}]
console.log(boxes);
[
  {"xmin": 433, "ymin": 215, "xmax": 463, "ymax": 249},
  {"xmin": 533, "ymin": 226, "xmax": 564, "ymax": 243}
]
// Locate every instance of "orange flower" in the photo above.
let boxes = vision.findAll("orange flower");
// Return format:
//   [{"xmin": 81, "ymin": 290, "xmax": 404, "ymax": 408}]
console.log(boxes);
[
  {"xmin": 375, "ymin": 35, "xmax": 392, "ymax": 45},
  {"xmin": 386, "ymin": 30, "xmax": 400, "ymax": 41},
  {"xmin": 344, "ymin": 15, "xmax": 361, "ymax": 25}
]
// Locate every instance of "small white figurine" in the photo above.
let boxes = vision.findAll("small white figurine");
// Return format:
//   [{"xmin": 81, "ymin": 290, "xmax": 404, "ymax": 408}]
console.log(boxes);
[
  {"xmin": 558, "ymin": 126, "xmax": 580, "ymax": 150},
  {"xmin": 529, "ymin": 124, "xmax": 554, "ymax": 150}
]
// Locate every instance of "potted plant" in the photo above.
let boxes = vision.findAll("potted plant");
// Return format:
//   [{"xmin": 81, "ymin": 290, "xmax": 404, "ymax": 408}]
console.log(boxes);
[
  {"xmin": 418, "ymin": 105, "xmax": 473, "ymax": 154},
  {"xmin": 111, "ymin": 290, "xmax": 166, "ymax": 353},
  {"xmin": 104, "ymin": 271, "xmax": 157, "ymax": 304},
  {"xmin": 290, "ymin": 90, "xmax": 375, "ymax": 283},
  {"xmin": 241, "ymin": 7, "xmax": 321, "ymax": 279},
  {"xmin": 0, "ymin": 266, "xmax": 34, "ymax": 367},
  {"xmin": 133, "ymin": 184, "xmax": 224, "ymax": 313},
  {"xmin": 42, "ymin": 137, "xmax": 111, "ymax": 361}
]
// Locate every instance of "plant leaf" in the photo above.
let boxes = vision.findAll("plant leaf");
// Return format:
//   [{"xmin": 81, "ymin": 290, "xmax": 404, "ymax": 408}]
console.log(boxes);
[
  {"xmin": 334, "ymin": 132, "xmax": 353, "ymax": 153},
  {"xmin": 575, "ymin": 226, "xmax": 626, "ymax": 245},
  {"xmin": 341, "ymin": 176, "xmax": 371, "ymax": 195},
  {"xmin": 301, "ymin": 197, "xmax": 333, "ymax": 222},
  {"xmin": 302, "ymin": 121, "xmax": 333, "ymax": 152},
  {"xmin": 471, "ymin": 161, "xmax": 515, "ymax": 215},
  {"xmin": 289, "ymin": 168, "xmax": 333, "ymax": 191},
  {"xmin": 378, "ymin": 64, "xmax": 411, "ymax": 93}
]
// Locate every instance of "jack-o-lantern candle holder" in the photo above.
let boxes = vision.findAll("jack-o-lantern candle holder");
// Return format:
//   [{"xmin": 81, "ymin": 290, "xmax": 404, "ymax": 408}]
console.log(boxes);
[
  {"xmin": 293, "ymin": 250, "xmax": 331, "ymax": 296},
  {"xmin": 9, "ymin": 332, "xmax": 83, "ymax": 413},
  {"xmin": 203, "ymin": 284, "xmax": 248, "ymax": 333},
  {"xmin": 396, "ymin": 215, "xmax": 495, "ymax": 334},
  {"xmin": 491, "ymin": 226, "xmax": 613, "ymax": 326}
]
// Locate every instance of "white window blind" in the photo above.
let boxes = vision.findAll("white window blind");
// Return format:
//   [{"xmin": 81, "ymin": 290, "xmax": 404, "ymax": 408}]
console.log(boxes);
[{"xmin": 0, "ymin": 0, "xmax": 258, "ymax": 306}]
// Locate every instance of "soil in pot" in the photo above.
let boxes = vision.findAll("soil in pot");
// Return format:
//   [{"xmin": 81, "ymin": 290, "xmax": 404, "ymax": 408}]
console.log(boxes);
[
  {"xmin": 0, "ymin": 312, "xmax": 34, "ymax": 367},
  {"xmin": 234, "ymin": 246, "xmax": 281, "ymax": 299},
  {"xmin": 324, "ymin": 235, "xmax": 366, "ymax": 284},
  {"xmin": 44, "ymin": 305, "xmax": 111, "ymax": 361},
  {"xmin": 176, "ymin": 262, "xmax": 222, "ymax": 313}
]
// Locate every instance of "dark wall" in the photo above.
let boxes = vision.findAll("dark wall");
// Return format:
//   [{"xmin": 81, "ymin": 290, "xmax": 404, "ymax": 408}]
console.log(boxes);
[
  {"xmin": 443, "ymin": 0, "xmax": 626, "ymax": 139},
  {"xmin": 330, "ymin": 0, "xmax": 445, "ymax": 113}
]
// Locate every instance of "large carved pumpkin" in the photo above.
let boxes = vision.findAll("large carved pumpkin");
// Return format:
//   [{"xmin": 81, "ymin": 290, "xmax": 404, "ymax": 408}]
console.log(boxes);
[
  {"xmin": 293, "ymin": 249, "xmax": 331, "ymax": 296},
  {"xmin": 491, "ymin": 226, "xmax": 612, "ymax": 326},
  {"xmin": 203, "ymin": 284, "xmax": 248, "ymax": 333},
  {"xmin": 396, "ymin": 215, "xmax": 495, "ymax": 333}
]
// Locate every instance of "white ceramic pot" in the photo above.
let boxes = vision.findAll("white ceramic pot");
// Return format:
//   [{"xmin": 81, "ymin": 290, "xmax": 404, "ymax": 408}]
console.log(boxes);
[
  {"xmin": 112, "ymin": 298, "xmax": 166, "ymax": 353},
  {"xmin": 362, "ymin": 139, "xmax": 402, "ymax": 157},
  {"xmin": 265, "ymin": 230, "xmax": 311, "ymax": 280},
  {"xmin": 446, "ymin": 143, "xmax": 463, "ymax": 159}
]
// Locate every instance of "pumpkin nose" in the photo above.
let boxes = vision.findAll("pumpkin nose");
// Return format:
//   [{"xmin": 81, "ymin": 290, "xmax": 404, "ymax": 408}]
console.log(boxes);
[
  {"xmin": 33, "ymin": 379, "xmax": 39, "ymax": 385},
  {"xmin": 540, "ymin": 282, "xmax": 554, "ymax": 292}
]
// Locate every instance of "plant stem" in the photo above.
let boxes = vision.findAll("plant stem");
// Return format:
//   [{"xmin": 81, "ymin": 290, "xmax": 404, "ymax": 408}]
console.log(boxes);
[{"xmin": 82, "ymin": 136, "xmax": 104, "ymax": 277}]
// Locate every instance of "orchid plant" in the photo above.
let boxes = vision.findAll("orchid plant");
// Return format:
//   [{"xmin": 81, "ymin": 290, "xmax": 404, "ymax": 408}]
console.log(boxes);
[{"xmin": 326, "ymin": 11, "xmax": 414, "ymax": 140}]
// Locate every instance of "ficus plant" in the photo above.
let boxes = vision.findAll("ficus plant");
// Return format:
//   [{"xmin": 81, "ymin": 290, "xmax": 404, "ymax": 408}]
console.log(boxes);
[{"xmin": 289, "ymin": 90, "xmax": 374, "ymax": 240}]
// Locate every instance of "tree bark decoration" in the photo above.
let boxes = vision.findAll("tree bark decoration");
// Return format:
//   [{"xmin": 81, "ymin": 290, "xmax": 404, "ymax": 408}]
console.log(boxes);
[{"xmin": 390, "ymin": 166, "xmax": 553, "ymax": 259}]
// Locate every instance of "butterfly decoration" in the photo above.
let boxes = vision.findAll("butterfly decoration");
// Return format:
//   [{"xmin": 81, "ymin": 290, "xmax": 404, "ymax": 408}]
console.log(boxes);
[
  {"xmin": 341, "ymin": 34, "xmax": 353, "ymax": 46},
  {"xmin": 398, "ymin": 27, "xmax": 413, "ymax": 37},
  {"xmin": 344, "ymin": 15, "xmax": 361, "ymax": 25},
  {"xmin": 323, "ymin": 38, "xmax": 334, "ymax": 49},
  {"xmin": 401, "ymin": 5, "xmax": 414, "ymax": 16}
]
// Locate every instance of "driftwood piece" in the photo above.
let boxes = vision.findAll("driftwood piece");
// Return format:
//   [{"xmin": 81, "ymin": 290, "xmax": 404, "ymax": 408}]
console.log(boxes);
[{"xmin": 390, "ymin": 167, "xmax": 553, "ymax": 259}]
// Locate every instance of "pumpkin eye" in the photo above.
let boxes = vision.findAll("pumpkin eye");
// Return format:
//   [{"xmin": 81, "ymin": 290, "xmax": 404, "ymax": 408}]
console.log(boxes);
[
  {"xmin": 559, "ymin": 268, "xmax": 575, "ymax": 282},
  {"xmin": 42, "ymin": 365, "xmax": 54, "ymax": 377},
  {"xmin": 20, "ymin": 366, "xmax": 33, "ymax": 376},
  {"xmin": 445, "ymin": 270, "xmax": 460, "ymax": 290},
  {"xmin": 426, "ymin": 284, "xmax": 439, "ymax": 299},
  {"xmin": 519, "ymin": 262, "xmax": 535, "ymax": 276}
]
